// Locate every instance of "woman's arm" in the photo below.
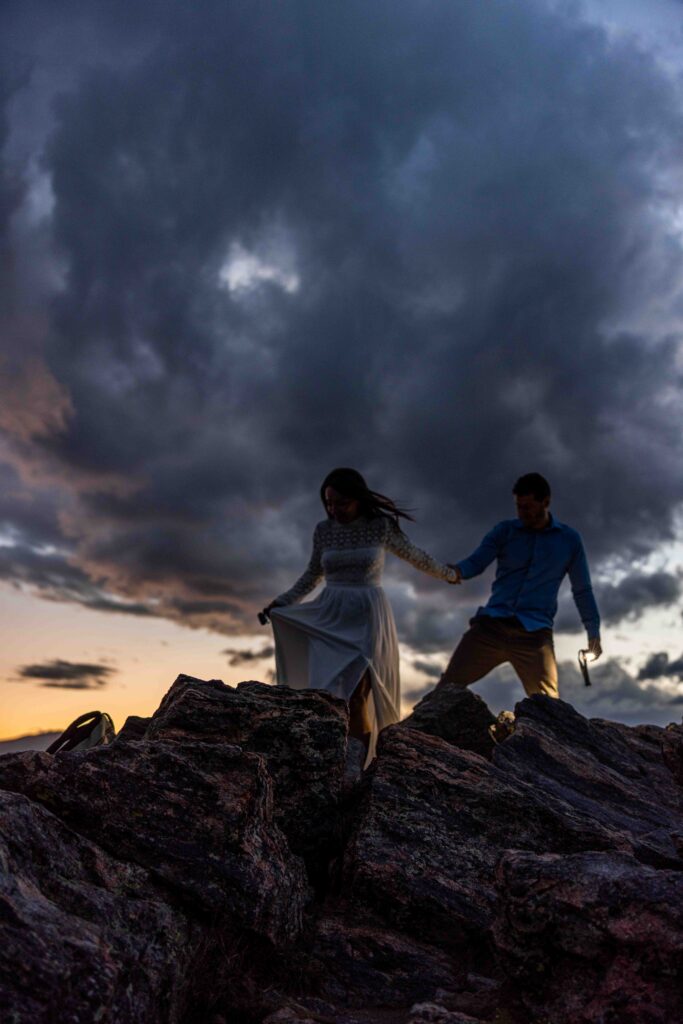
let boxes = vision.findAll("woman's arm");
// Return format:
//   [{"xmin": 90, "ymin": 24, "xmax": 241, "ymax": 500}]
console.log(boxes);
[
  {"xmin": 269, "ymin": 525, "xmax": 325, "ymax": 607},
  {"xmin": 385, "ymin": 521, "xmax": 459, "ymax": 582}
]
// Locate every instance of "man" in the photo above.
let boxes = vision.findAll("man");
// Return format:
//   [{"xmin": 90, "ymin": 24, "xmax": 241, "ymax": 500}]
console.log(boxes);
[{"xmin": 439, "ymin": 473, "xmax": 601, "ymax": 712}]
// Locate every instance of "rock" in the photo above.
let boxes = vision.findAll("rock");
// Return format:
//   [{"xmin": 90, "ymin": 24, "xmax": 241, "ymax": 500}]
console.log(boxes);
[
  {"xmin": 261, "ymin": 999, "xmax": 367, "ymax": 1024},
  {"xmin": 262, "ymin": 1007, "xmax": 318, "ymax": 1024},
  {"xmin": 408, "ymin": 1006, "xmax": 484, "ymax": 1024},
  {"xmin": 402, "ymin": 686, "xmax": 496, "ymax": 759},
  {"xmin": 338, "ymin": 719, "xmax": 660, "ymax": 963},
  {"xmin": 0, "ymin": 790, "xmax": 195, "ymax": 1023},
  {"xmin": 661, "ymin": 722, "xmax": 683, "ymax": 786},
  {"xmin": 115, "ymin": 714, "xmax": 151, "ymax": 742},
  {"xmin": 0, "ymin": 726, "xmax": 308, "ymax": 943},
  {"xmin": 305, "ymin": 916, "xmax": 465, "ymax": 1009},
  {"xmin": 493, "ymin": 696, "xmax": 683, "ymax": 868},
  {"xmin": 318, "ymin": 697, "xmax": 683, "ymax": 1008},
  {"xmin": 494, "ymin": 850, "xmax": 683, "ymax": 1024},
  {"xmin": 146, "ymin": 675, "xmax": 349, "ymax": 873},
  {"xmin": 2, "ymin": 676, "xmax": 682, "ymax": 1023},
  {"xmin": 339, "ymin": 727, "xmax": 509, "ymax": 958}
]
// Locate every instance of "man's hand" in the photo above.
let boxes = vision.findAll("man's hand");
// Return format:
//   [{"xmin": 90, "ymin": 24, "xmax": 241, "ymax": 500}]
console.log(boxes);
[
  {"xmin": 587, "ymin": 636, "xmax": 602, "ymax": 661},
  {"xmin": 446, "ymin": 563, "xmax": 463, "ymax": 584}
]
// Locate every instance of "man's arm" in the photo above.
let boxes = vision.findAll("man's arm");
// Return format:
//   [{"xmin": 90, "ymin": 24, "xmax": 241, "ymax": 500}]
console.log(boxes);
[
  {"xmin": 452, "ymin": 523, "xmax": 506, "ymax": 580},
  {"xmin": 568, "ymin": 536, "xmax": 601, "ymax": 650}
]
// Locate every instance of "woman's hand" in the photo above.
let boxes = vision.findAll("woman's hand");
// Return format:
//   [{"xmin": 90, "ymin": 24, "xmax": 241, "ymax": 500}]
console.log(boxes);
[
  {"xmin": 446, "ymin": 563, "xmax": 463, "ymax": 584},
  {"xmin": 258, "ymin": 601, "xmax": 276, "ymax": 625}
]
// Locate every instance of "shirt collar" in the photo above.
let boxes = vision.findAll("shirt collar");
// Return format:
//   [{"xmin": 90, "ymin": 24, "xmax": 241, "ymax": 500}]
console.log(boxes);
[{"xmin": 513, "ymin": 513, "xmax": 562, "ymax": 532}]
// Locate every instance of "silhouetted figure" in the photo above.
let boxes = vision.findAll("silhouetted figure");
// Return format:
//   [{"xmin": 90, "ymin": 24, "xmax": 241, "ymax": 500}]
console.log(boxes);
[
  {"xmin": 261, "ymin": 468, "xmax": 458, "ymax": 763},
  {"xmin": 437, "ymin": 473, "xmax": 601, "ymax": 725}
]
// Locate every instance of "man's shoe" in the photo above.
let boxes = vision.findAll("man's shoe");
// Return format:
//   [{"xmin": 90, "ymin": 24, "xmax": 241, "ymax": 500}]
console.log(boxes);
[{"xmin": 488, "ymin": 710, "xmax": 516, "ymax": 744}]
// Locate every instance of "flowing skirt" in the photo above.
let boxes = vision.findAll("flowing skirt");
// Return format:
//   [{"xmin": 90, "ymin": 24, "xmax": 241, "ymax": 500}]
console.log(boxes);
[{"xmin": 270, "ymin": 582, "xmax": 400, "ymax": 763}]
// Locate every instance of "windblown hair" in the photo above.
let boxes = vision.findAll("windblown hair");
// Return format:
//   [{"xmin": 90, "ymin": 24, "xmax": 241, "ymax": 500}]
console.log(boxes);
[
  {"xmin": 320, "ymin": 468, "xmax": 415, "ymax": 526},
  {"xmin": 513, "ymin": 473, "xmax": 551, "ymax": 501}
]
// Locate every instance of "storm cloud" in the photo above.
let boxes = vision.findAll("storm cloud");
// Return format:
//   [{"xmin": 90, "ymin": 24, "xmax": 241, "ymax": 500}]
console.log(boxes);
[
  {"xmin": 597, "ymin": 571, "xmax": 682, "ymax": 624},
  {"xmin": 15, "ymin": 659, "xmax": 116, "ymax": 689},
  {"xmin": 2, "ymin": 0, "xmax": 683, "ymax": 658},
  {"xmin": 555, "ymin": 569, "xmax": 683, "ymax": 633},
  {"xmin": 638, "ymin": 650, "xmax": 683, "ymax": 681},
  {"xmin": 222, "ymin": 644, "xmax": 275, "ymax": 666}
]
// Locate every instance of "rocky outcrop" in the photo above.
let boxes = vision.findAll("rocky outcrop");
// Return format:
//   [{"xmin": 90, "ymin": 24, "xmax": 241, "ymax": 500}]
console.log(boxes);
[
  {"xmin": 494, "ymin": 849, "xmax": 683, "ymax": 1024},
  {"xmin": 0, "ymin": 675, "xmax": 682, "ymax": 1023},
  {"xmin": 0, "ymin": 790, "xmax": 197, "ymax": 1024},
  {"xmin": 0, "ymin": 717, "xmax": 308, "ymax": 941},
  {"xmin": 147, "ymin": 677, "xmax": 349, "ymax": 875},
  {"xmin": 402, "ymin": 686, "xmax": 496, "ymax": 759}
]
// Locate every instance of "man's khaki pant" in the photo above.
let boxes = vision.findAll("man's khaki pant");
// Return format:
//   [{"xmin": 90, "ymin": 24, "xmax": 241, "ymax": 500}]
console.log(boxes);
[{"xmin": 440, "ymin": 615, "xmax": 559, "ymax": 698}]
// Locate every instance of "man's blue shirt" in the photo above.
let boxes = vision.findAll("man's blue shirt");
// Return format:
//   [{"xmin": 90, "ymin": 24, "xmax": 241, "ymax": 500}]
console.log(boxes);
[{"xmin": 456, "ymin": 516, "xmax": 600, "ymax": 637}]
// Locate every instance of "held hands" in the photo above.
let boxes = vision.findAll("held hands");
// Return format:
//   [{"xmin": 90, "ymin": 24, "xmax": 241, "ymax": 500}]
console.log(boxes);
[
  {"xmin": 446, "ymin": 563, "xmax": 463, "ymax": 585},
  {"xmin": 587, "ymin": 636, "xmax": 602, "ymax": 661}
]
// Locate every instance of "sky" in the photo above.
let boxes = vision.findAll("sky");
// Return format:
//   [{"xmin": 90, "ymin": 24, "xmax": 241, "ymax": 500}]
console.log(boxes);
[{"xmin": 3, "ymin": 0, "xmax": 683, "ymax": 745}]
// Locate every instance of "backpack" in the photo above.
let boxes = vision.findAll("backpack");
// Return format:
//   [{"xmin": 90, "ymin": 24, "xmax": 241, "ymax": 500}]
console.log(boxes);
[{"xmin": 46, "ymin": 711, "xmax": 116, "ymax": 754}]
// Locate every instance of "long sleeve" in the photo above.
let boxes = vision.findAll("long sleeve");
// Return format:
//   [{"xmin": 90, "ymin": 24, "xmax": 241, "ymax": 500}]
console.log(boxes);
[
  {"xmin": 456, "ymin": 522, "xmax": 506, "ymax": 579},
  {"xmin": 272, "ymin": 525, "xmax": 324, "ymax": 606},
  {"xmin": 568, "ymin": 536, "xmax": 601, "ymax": 638},
  {"xmin": 385, "ymin": 521, "xmax": 458, "ymax": 582}
]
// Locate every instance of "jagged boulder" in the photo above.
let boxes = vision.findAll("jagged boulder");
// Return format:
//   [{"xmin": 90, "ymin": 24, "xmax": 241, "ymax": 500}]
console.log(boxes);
[
  {"xmin": 305, "ymin": 916, "xmax": 465, "ymax": 1008},
  {"xmin": 0, "ymin": 790, "xmax": 196, "ymax": 1023},
  {"xmin": 662, "ymin": 722, "xmax": 683, "ymax": 786},
  {"xmin": 402, "ymin": 685, "xmax": 496, "ymax": 759},
  {"xmin": 302, "ymin": 695, "xmax": 683, "ymax": 1014},
  {"xmin": 0, "ymin": 710, "xmax": 309, "ymax": 943},
  {"xmin": 144, "ymin": 675, "xmax": 349, "ymax": 870},
  {"xmin": 493, "ymin": 695, "xmax": 683, "ymax": 868},
  {"xmin": 494, "ymin": 850, "xmax": 683, "ymax": 1024},
  {"xmin": 408, "ymin": 1008, "xmax": 485, "ymax": 1024}
]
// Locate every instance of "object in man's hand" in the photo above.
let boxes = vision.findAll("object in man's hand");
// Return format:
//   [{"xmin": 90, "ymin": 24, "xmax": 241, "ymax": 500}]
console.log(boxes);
[{"xmin": 578, "ymin": 649, "xmax": 592, "ymax": 687}]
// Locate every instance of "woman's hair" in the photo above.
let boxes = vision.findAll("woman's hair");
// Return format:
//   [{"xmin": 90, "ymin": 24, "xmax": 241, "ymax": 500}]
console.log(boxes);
[{"xmin": 320, "ymin": 467, "xmax": 415, "ymax": 526}]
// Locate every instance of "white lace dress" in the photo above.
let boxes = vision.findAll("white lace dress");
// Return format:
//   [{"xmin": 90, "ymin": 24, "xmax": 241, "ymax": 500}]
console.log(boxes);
[{"xmin": 270, "ymin": 516, "xmax": 457, "ymax": 761}]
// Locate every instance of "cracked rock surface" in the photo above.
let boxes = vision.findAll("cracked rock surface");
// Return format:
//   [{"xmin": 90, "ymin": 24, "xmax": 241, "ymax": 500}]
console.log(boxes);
[{"xmin": 1, "ymin": 677, "xmax": 681, "ymax": 1023}]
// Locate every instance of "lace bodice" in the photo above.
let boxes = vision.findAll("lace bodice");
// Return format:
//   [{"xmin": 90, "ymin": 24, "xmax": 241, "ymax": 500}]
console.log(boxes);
[{"xmin": 273, "ymin": 517, "xmax": 457, "ymax": 606}]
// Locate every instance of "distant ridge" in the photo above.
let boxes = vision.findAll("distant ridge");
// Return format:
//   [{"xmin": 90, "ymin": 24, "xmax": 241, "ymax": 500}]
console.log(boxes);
[{"xmin": 0, "ymin": 732, "xmax": 60, "ymax": 754}]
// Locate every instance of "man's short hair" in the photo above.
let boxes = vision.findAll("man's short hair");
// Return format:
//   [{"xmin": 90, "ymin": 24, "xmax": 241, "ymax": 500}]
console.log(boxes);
[{"xmin": 513, "ymin": 473, "xmax": 551, "ymax": 501}]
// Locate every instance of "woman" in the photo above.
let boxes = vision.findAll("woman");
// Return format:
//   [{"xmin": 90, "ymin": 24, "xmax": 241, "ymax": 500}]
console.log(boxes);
[{"xmin": 261, "ymin": 468, "xmax": 458, "ymax": 764}]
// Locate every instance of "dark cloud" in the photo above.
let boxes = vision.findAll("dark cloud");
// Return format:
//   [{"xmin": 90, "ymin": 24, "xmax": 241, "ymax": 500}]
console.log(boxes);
[
  {"xmin": 410, "ymin": 658, "xmax": 442, "ymax": 680},
  {"xmin": 638, "ymin": 651, "xmax": 683, "ymax": 681},
  {"xmin": 598, "ymin": 571, "xmax": 682, "ymax": 624},
  {"xmin": 0, "ymin": 542, "xmax": 153, "ymax": 616},
  {"xmin": 555, "ymin": 570, "xmax": 682, "ymax": 633},
  {"xmin": 15, "ymin": 658, "xmax": 116, "ymax": 689},
  {"xmin": 0, "ymin": 462, "xmax": 65, "ymax": 549},
  {"xmin": 2, "ymin": 0, "xmax": 683, "ymax": 649},
  {"xmin": 554, "ymin": 658, "xmax": 683, "ymax": 724},
  {"xmin": 222, "ymin": 644, "xmax": 274, "ymax": 667}
]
